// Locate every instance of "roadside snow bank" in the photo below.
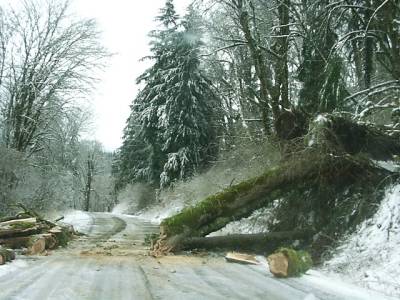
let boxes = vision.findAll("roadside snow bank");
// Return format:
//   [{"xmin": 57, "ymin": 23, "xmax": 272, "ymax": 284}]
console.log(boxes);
[
  {"xmin": 301, "ymin": 270, "xmax": 398, "ymax": 300},
  {"xmin": 62, "ymin": 210, "xmax": 92, "ymax": 233},
  {"xmin": 324, "ymin": 184, "xmax": 400, "ymax": 297}
]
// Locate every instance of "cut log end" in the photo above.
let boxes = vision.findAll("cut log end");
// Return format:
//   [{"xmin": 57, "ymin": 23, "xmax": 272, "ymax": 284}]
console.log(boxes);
[
  {"xmin": 42, "ymin": 234, "xmax": 58, "ymax": 250},
  {"xmin": 0, "ymin": 247, "xmax": 16, "ymax": 264},
  {"xmin": 27, "ymin": 237, "xmax": 46, "ymax": 255},
  {"xmin": 267, "ymin": 248, "xmax": 312, "ymax": 278},
  {"xmin": 267, "ymin": 253, "xmax": 289, "ymax": 277}
]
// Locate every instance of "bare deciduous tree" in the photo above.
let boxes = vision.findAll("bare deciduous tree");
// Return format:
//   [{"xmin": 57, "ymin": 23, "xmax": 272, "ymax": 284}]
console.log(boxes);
[{"xmin": 0, "ymin": 0, "xmax": 108, "ymax": 155}]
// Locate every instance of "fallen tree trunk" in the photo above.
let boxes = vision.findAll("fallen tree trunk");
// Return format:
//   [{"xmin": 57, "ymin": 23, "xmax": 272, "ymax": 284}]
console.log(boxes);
[
  {"xmin": 0, "ymin": 218, "xmax": 37, "ymax": 227},
  {"xmin": 182, "ymin": 230, "xmax": 314, "ymax": 253},
  {"xmin": 0, "ymin": 224, "xmax": 48, "ymax": 239},
  {"xmin": 0, "ymin": 235, "xmax": 46, "ymax": 255},
  {"xmin": 152, "ymin": 115, "xmax": 400, "ymax": 256},
  {"xmin": 0, "ymin": 215, "xmax": 31, "ymax": 223},
  {"xmin": 152, "ymin": 153, "xmax": 388, "ymax": 255}
]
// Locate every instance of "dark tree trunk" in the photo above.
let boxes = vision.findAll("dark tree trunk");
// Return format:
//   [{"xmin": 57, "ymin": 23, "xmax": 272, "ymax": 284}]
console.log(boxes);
[
  {"xmin": 84, "ymin": 154, "xmax": 95, "ymax": 212},
  {"xmin": 182, "ymin": 230, "xmax": 314, "ymax": 253},
  {"xmin": 276, "ymin": 0, "xmax": 290, "ymax": 109},
  {"xmin": 237, "ymin": 1, "xmax": 278, "ymax": 133}
]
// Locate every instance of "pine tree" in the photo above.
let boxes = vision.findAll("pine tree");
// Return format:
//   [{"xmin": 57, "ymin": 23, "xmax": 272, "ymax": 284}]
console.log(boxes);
[
  {"xmin": 135, "ymin": 0, "xmax": 180, "ymax": 185},
  {"xmin": 114, "ymin": 1, "xmax": 219, "ymax": 189},
  {"xmin": 112, "ymin": 104, "xmax": 152, "ymax": 190},
  {"xmin": 159, "ymin": 6, "xmax": 219, "ymax": 187}
]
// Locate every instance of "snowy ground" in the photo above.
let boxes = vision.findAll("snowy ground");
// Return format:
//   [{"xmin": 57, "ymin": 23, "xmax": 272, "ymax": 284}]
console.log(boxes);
[
  {"xmin": 0, "ymin": 212, "xmax": 396, "ymax": 300},
  {"xmin": 0, "ymin": 258, "xmax": 30, "ymax": 278},
  {"xmin": 323, "ymin": 184, "xmax": 400, "ymax": 298},
  {"xmin": 0, "ymin": 210, "xmax": 94, "ymax": 280}
]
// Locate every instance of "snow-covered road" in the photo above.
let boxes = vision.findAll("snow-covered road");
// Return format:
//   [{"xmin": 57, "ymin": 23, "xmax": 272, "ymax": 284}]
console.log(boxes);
[{"xmin": 0, "ymin": 212, "xmax": 395, "ymax": 300}]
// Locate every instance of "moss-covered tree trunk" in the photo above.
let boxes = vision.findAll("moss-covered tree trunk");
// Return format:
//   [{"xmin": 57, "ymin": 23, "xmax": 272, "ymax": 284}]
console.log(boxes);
[
  {"xmin": 152, "ymin": 115, "xmax": 399, "ymax": 256},
  {"xmin": 182, "ymin": 230, "xmax": 314, "ymax": 253},
  {"xmin": 153, "ymin": 154, "xmax": 387, "ymax": 255}
]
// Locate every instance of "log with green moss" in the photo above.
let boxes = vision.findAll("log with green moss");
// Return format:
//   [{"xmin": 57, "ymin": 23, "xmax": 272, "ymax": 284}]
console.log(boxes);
[
  {"xmin": 181, "ymin": 229, "xmax": 314, "ymax": 253},
  {"xmin": 152, "ymin": 115, "xmax": 399, "ymax": 256},
  {"xmin": 0, "ymin": 219, "xmax": 49, "ymax": 238},
  {"xmin": 152, "ymin": 153, "xmax": 389, "ymax": 255}
]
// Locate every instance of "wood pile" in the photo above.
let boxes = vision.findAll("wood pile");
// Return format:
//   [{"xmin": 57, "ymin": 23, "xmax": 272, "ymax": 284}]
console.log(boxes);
[{"xmin": 0, "ymin": 205, "xmax": 75, "ymax": 263}]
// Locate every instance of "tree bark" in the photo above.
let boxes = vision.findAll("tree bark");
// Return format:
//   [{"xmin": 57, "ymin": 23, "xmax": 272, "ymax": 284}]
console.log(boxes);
[
  {"xmin": 0, "ymin": 235, "xmax": 46, "ymax": 255},
  {"xmin": 182, "ymin": 230, "xmax": 314, "ymax": 253},
  {"xmin": 0, "ymin": 224, "xmax": 48, "ymax": 239},
  {"xmin": 276, "ymin": 0, "xmax": 290, "ymax": 109},
  {"xmin": 236, "ymin": 1, "xmax": 278, "ymax": 133},
  {"xmin": 0, "ymin": 218, "xmax": 37, "ymax": 227},
  {"xmin": 84, "ymin": 154, "xmax": 95, "ymax": 212}
]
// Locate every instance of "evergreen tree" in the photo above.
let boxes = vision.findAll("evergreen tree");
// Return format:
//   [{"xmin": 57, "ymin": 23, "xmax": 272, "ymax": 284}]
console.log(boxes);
[
  {"xmin": 159, "ymin": 6, "xmax": 219, "ymax": 187},
  {"xmin": 114, "ymin": 1, "xmax": 219, "ymax": 189},
  {"xmin": 112, "ymin": 104, "xmax": 152, "ymax": 190},
  {"xmin": 135, "ymin": 0, "xmax": 180, "ymax": 185}
]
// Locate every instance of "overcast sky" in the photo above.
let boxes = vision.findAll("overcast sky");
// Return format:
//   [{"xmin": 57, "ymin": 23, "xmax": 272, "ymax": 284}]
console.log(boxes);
[{"xmin": 71, "ymin": 0, "xmax": 190, "ymax": 151}]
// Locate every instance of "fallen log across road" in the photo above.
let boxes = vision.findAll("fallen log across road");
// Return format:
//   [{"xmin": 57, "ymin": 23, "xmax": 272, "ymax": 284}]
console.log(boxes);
[
  {"xmin": 152, "ymin": 115, "xmax": 400, "ymax": 256},
  {"xmin": 152, "ymin": 153, "xmax": 389, "ymax": 255},
  {"xmin": 182, "ymin": 230, "xmax": 315, "ymax": 253}
]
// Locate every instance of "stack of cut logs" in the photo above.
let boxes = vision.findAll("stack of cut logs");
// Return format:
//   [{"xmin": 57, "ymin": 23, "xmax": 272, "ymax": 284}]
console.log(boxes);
[{"xmin": 0, "ymin": 207, "xmax": 75, "ymax": 265}]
